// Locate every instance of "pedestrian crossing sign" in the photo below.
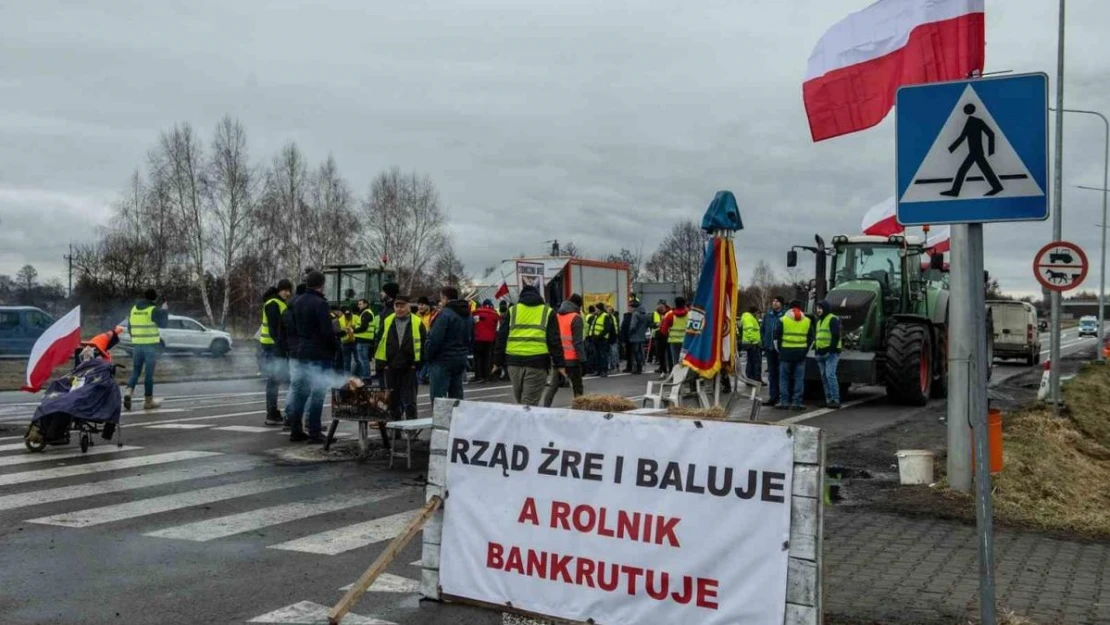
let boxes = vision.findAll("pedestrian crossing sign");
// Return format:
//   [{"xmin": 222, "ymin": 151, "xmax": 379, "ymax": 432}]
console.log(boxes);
[{"xmin": 896, "ymin": 72, "xmax": 1049, "ymax": 226}]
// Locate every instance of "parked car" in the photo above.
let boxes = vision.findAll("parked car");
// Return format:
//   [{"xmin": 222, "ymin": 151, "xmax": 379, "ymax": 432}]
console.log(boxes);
[
  {"xmin": 118, "ymin": 314, "xmax": 232, "ymax": 356},
  {"xmin": 988, "ymin": 300, "xmax": 1041, "ymax": 365},
  {"xmin": 0, "ymin": 306, "xmax": 56, "ymax": 356},
  {"xmin": 1078, "ymin": 315, "xmax": 1100, "ymax": 338}
]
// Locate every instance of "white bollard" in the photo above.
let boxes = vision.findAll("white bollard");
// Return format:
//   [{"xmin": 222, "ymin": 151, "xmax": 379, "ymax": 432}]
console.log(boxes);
[{"xmin": 1037, "ymin": 359, "xmax": 1051, "ymax": 402}]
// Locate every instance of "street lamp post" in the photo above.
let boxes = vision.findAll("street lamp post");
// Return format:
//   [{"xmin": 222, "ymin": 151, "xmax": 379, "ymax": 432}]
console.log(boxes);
[{"xmin": 1052, "ymin": 107, "xmax": 1110, "ymax": 360}]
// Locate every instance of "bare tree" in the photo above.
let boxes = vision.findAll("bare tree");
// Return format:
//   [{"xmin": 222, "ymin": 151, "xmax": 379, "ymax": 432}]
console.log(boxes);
[
  {"xmin": 205, "ymin": 116, "xmax": 256, "ymax": 326},
  {"xmin": 16, "ymin": 265, "xmax": 38, "ymax": 294},
  {"xmin": 260, "ymin": 142, "xmax": 311, "ymax": 281},
  {"xmin": 303, "ymin": 155, "xmax": 360, "ymax": 268},
  {"xmin": 360, "ymin": 167, "xmax": 448, "ymax": 293},
  {"xmin": 605, "ymin": 246, "xmax": 644, "ymax": 283},
  {"xmin": 429, "ymin": 242, "xmax": 468, "ymax": 288},
  {"xmin": 560, "ymin": 241, "xmax": 583, "ymax": 258},
  {"xmin": 650, "ymin": 220, "xmax": 704, "ymax": 297},
  {"xmin": 749, "ymin": 260, "xmax": 777, "ymax": 310},
  {"xmin": 155, "ymin": 123, "xmax": 214, "ymax": 324}
]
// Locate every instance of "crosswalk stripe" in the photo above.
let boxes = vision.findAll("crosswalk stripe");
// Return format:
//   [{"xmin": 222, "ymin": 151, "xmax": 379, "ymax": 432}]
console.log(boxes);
[
  {"xmin": 144, "ymin": 488, "xmax": 409, "ymax": 542},
  {"xmin": 268, "ymin": 509, "xmax": 420, "ymax": 556},
  {"xmin": 0, "ymin": 445, "xmax": 141, "ymax": 467},
  {"xmin": 0, "ymin": 435, "xmax": 26, "ymax": 442},
  {"xmin": 0, "ymin": 450, "xmax": 222, "ymax": 487},
  {"xmin": 339, "ymin": 573, "xmax": 419, "ymax": 593},
  {"xmin": 0, "ymin": 442, "xmax": 33, "ymax": 452},
  {"xmin": 0, "ymin": 459, "xmax": 259, "ymax": 512},
  {"xmin": 145, "ymin": 424, "xmax": 212, "ymax": 430},
  {"xmin": 247, "ymin": 601, "xmax": 391, "ymax": 624},
  {"xmin": 27, "ymin": 472, "xmax": 330, "ymax": 528},
  {"xmin": 213, "ymin": 425, "xmax": 274, "ymax": 433}
]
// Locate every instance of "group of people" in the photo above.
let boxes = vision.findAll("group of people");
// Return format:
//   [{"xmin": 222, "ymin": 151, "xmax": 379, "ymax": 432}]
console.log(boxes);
[{"xmin": 739, "ymin": 296, "xmax": 842, "ymax": 410}]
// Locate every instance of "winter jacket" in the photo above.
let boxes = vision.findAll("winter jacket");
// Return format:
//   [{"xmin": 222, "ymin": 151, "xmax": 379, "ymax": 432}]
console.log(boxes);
[
  {"xmin": 282, "ymin": 296, "xmax": 300, "ymax": 359},
  {"xmin": 659, "ymin": 307, "xmax": 690, "ymax": 343},
  {"xmin": 426, "ymin": 300, "xmax": 472, "ymax": 370},
  {"xmin": 628, "ymin": 303, "xmax": 650, "ymax": 344},
  {"xmin": 557, "ymin": 300, "xmax": 586, "ymax": 365},
  {"xmin": 761, "ymin": 308, "xmax": 784, "ymax": 351},
  {"xmin": 775, "ymin": 306, "xmax": 815, "ymax": 363},
  {"xmin": 585, "ymin": 311, "xmax": 616, "ymax": 342},
  {"xmin": 619, "ymin": 313, "xmax": 631, "ymax": 343},
  {"xmin": 376, "ymin": 314, "xmax": 426, "ymax": 370},
  {"xmin": 494, "ymin": 288, "xmax": 566, "ymax": 370},
  {"xmin": 263, "ymin": 298, "xmax": 288, "ymax": 357},
  {"xmin": 131, "ymin": 299, "xmax": 169, "ymax": 330},
  {"xmin": 291, "ymin": 289, "xmax": 339, "ymax": 363},
  {"xmin": 815, "ymin": 300, "xmax": 842, "ymax": 355},
  {"xmin": 472, "ymin": 306, "xmax": 500, "ymax": 343}
]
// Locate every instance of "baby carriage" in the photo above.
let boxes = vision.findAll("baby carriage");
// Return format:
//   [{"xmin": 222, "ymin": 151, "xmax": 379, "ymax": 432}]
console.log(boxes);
[{"xmin": 24, "ymin": 330, "xmax": 126, "ymax": 454}]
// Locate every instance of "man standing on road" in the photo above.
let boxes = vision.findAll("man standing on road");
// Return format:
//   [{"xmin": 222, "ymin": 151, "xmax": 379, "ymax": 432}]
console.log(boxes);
[
  {"xmin": 280, "ymin": 283, "xmax": 307, "ymax": 431},
  {"xmin": 586, "ymin": 304, "xmax": 615, "ymax": 378},
  {"xmin": 495, "ymin": 284, "xmax": 565, "ymax": 406},
  {"xmin": 352, "ymin": 298, "xmax": 377, "ymax": 379},
  {"xmin": 775, "ymin": 299, "xmax": 814, "ymax": 411},
  {"xmin": 124, "ymin": 289, "xmax": 169, "ymax": 411},
  {"xmin": 471, "ymin": 300, "xmax": 499, "ymax": 383},
  {"xmin": 627, "ymin": 298, "xmax": 649, "ymax": 375},
  {"xmin": 740, "ymin": 305, "xmax": 762, "ymax": 383},
  {"xmin": 286, "ymin": 270, "xmax": 338, "ymax": 443},
  {"xmin": 426, "ymin": 286, "xmax": 471, "ymax": 401},
  {"xmin": 543, "ymin": 293, "xmax": 586, "ymax": 407},
  {"xmin": 260, "ymin": 279, "xmax": 293, "ymax": 426},
  {"xmin": 761, "ymin": 296, "xmax": 785, "ymax": 407},
  {"xmin": 652, "ymin": 300, "xmax": 670, "ymax": 373},
  {"xmin": 659, "ymin": 297, "xmax": 690, "ymax": 377},
  {"xmin": 376, "ymin": 295, "xmax": 426, "ymax": 420},
  {"xmin": 814, "ymin": 300, "xmax": 842, "ymax": 409}
]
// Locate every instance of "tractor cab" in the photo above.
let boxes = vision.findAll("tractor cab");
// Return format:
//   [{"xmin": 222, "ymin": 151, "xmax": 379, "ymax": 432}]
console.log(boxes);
[{"xmin": 321, "ymin": 264, "xmax": 397, "ymax": 314}]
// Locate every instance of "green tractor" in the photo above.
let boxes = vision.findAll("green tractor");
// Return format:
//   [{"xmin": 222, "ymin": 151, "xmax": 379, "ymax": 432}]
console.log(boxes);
[
  {"xmin": 321, "ymin": 263, "xmax": 397, "ymax": 314},
  {"xmin": 787, "ymin": 234, "xmax": 991, "ymax": 406}
]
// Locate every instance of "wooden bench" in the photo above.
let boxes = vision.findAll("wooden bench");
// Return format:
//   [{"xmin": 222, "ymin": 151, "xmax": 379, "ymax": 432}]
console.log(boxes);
[{"xmin": 384, "ymin": 418, "xmax": 433, "ymax": 469}]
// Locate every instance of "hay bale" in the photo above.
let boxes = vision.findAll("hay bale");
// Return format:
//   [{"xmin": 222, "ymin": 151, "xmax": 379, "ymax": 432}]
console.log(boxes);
[
  {"xmin": 571, "ymin": 394, "xmax": 637, "ymax": 413},
  {"xmin": 667, "ymin": 406, "xmax": 727, "ymax": 420}
]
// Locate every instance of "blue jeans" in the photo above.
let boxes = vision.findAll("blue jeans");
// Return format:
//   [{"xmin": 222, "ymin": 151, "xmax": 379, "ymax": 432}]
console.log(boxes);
[
  {"xmin": 340, "ymin": 343, "xmax": 358, "ymax": 375},
  {"xmin": 591, "ymin": 339, "xmax": 609, "ymax": 377},
  {"xmin": 817, "ymin": 352, "xmax": 841, "ymax": 405},
  {"xmin": 284, "ymin": 359, "xmax": 300, "ymax": 421},
  {"xmin": 669, "ymin": 343, "xmax": 682, "ymax": 372},
  {"xmin": 355, "ymin": 343, "xmax": 372, "ymax": 379},
  {"xmin": 779, "ymin": 359, "xmax": 806, "ymax": 407},
  {"xmin": 127, "ymin": 344, "xmax": 158, "ymax": 397},
  {"xmin": 428, "ymin": 363, "xmax": 465, "ymax": 401},
  {"xmin": 765, "ymin": 350, "xmax": 781, "ymax": 403},
  {"xmin": 288, "ymin": 359, "xmax": 330, "ymax": 436},
  {"xmin": 629, "ymin": 342, "xmax": 645, "ymax": 372}
]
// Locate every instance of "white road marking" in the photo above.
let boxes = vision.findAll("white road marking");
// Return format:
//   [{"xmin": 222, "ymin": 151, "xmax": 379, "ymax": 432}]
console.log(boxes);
[
  {"xmin": 247, "ymin": 601, "xmax": 391, "ymax": 624},
  {"xmin": 776, "ymin": 393, "xmax": 885, "ymax": 425},
  {"xmin": 0, "ymin": 450, "xmax": 221, "ymax": 487},
  {"xmin": 144, "ymin": 424, "xmax": 212, "ymax": 430},
  {"xmin": 135, "ymin": 409, "xmax": 268, "ymax": 427},
  {"xmin": 0, "ymin": 445, "xmax": 142, "ymax": 467},
  {"xmin": 0, "ymin": 459, "xmax": 259, "ymax": 511},
  {"xmin": 0, "ymin": 442, "xmax": 39, "ymax": 452},
  {"xmin": 269, "ymin": 509, "xmax": 420, "ymax": 556},
  {"xmin": 213, "ymin": 425, "xmax": 275, "ymax": 433},
  {"xmin": 339, "ymin": 573, "xmax": 420, "ymax": 593},
  {"xmin": 27, "ymin": 472, "xmax": 328, "ymax": 528},
  {"xmin": 418, "ymin": 393, "xmax": 509, "ymax": 407},
  {"xmin": 145, "ymin": 488, "xmax": 408, "ymax": 542},
  {"xmin": 0, "ymin": 435, "xmax": 26, "ymax": 442}
]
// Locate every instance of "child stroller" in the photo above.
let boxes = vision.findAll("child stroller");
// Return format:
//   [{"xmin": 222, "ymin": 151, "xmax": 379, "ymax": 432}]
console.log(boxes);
[{"xmin": 24, "ymin": 329, "xmax": 126, "ymax": 454}]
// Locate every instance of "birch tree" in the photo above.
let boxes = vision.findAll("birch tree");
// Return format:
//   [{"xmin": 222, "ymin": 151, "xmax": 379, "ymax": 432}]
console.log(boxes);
[
  {"xmin": 205, "ymin": 116, "xmax": 256, "ymax": 326},
  {"xmin": 360, "ymin": 167, "xmax": 448, "ymax": 294}
]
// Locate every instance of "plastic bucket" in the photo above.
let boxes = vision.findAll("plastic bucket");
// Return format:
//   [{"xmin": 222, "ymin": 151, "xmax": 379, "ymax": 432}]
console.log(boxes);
[{"xmin": 896, "ymin": 450, "xmax": 935, "ymax": 485}]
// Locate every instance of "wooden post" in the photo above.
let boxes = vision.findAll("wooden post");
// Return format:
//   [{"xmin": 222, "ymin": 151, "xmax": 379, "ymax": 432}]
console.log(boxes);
[{"xmin": 327, "ymin": 495, "xmax": 443, "ymax": 625}]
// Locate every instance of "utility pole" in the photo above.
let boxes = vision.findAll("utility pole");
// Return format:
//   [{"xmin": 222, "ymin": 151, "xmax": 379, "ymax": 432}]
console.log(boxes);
[
  {"xmin": 64, "ymin": 243, "xmax": 74, "ymax": 300},
  {"xmin": 1049, "ymin": 0, "xmax": 1067, "ymax": 413}
]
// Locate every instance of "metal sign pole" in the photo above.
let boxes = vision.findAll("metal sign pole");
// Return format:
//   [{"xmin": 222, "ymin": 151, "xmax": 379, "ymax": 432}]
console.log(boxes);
[
  {"xmin": 947, "ymin": 225, "xmax": 973, "ymax": 493},
  {"xmin": 969, "ymin": 223, "xmax": 996, "ymax": 625},
  {"xmin": 1050, "ymin": 0, "xmax": 1067, "ymax": 413}
]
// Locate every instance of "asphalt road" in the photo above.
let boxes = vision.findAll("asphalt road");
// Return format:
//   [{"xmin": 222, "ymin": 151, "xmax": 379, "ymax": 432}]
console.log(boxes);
[{"xmin": 0, "ymin": 328, "xmax": 1099, "ymax": 625}]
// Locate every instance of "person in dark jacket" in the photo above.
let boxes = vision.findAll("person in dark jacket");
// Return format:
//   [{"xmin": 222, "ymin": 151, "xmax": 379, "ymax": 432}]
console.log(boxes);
[
  {"xmin": 627, "ymin": 298, "xmax": 650, "ymax": 375},
  {"xmin": 286, "ymin": 271, "xmax": 338, "ymax": 443},
  {"xmin": 774, "ymin": 299, "xmax": 815, "ymax": 411},
  {"xmin": 494, "ymin": 285, "xmax": 566, "ymax": 405},
  {"xmin": 584, "ymin": 304, "xmax": 616, "ymax": 378},
  {"xmin": 261, "ymin": 279, "xmax": 294, "ymax": 426},
  {"xmin": 376, "ymin": 294, "xmax": 427, "ymax": 420},
  {"xmin": 619, "ymin": 309, "xmax": 632, "ymax": 372},
  {"xmin": 426, "ymin": 286, "xmax": 472, "ymax": 401},
  {"xmin": 761, "ymin": 296, "xmax": 785, "ymax": 406},
  {"xmin": 543, "ymin": 294, "xmax": 586, "ymax": 407},
  {"xmin": 352, "ymin": 298, "xmax": 377, "ymax": 379},
  {"xmin": 814, "ymin": 300, "xmax": 842, "ymax": 409},
  {"xmin": 280, "ymin": 283, "xmax": 307, "ymax": 430},
  {"xmin": 124, "ymin": 288, "xmax": 170, "ymax": 411}
]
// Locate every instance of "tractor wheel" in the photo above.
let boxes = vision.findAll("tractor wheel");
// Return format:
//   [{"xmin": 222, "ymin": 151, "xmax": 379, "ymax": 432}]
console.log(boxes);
[
  {"xmin": 930, "ymin": 327, "xmax": 948, "ymax": 400},
  {"xmin": 885, "ymin": 322, "xmax": 932, "ymax": 406}
]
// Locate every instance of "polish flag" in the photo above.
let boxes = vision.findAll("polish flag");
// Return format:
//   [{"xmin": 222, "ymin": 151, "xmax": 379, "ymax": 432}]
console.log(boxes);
[
  {"xmin": 925, "ymin": 225, "xmax": 952, "ymax": 253},
  {"xmin": 22, "ymin": 306, "xmax": 81, "ymax": 393},
  {"xmin": 861, "ymin": 196, "xmax": 904, "ymax": 236},
  {"xmin": 804, "ymin": 0, "xmax": 985, "ymax": 142},
  {"xmin": 494, "ymin": 281, "xmax": 510, "ymax": 300}
]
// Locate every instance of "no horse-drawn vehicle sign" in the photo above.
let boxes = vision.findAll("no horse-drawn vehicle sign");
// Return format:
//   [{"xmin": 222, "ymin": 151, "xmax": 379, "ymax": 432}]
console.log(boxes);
[{"xmin": 1033, "ymin": 241, "xmax": 1088, "ymax": 293}]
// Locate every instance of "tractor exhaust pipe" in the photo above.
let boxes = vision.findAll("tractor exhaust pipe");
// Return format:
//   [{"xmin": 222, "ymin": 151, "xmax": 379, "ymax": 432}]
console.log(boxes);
[{"xmin": 814, "ymin": 234, "xmax": 828, "ymax": 302}]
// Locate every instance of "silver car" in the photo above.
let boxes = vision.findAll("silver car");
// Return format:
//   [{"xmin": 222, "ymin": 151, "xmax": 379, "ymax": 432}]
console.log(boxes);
[{"xmin": 119, "ymin": 314, "xmax": 233, "ymax": 356}]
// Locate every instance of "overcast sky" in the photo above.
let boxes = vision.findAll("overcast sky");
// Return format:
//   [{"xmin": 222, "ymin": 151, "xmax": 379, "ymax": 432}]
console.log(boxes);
[{"xmin": 2, "ymin": 0, "xmax": 1108, "ymax": 297}]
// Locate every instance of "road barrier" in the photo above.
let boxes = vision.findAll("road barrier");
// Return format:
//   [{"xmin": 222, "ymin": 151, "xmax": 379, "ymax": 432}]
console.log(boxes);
[{"xmin": 419, "ymin": 399, "xmax": 825, "ymax": 625}]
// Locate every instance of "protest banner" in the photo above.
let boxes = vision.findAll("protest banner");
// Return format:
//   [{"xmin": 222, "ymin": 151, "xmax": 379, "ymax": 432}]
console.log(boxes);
[
  {"xmin": 420, "ymin": 400, "xmax": 824, "ymax": 625},
  {"xmin": 583, "ymin": 292, "xmax": 614, "ymax": 311},
  {"xmin": 516, "ymin": 261, "xmax": 545, "ymax": 292}
]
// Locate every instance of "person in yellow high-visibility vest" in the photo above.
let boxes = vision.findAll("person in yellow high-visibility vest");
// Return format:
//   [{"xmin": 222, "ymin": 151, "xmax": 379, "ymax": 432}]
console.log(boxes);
[
  {"xmin": 352, "ymin": 298, "xmax": 377, "ymax": 379},
  {"xmin": 336, "ymin": 307, "xmax": 358, "ymax": 374},
  {"xmin": 775, "ymin": 300, "xmax": 814, "ymax": 411},
  {"xmin": 659, "ymin": 297, "xmax": 689, "ymax": 377},
  {"xmin": 740, "ymin": 305, "xmax": 762, "ymax": 383},
  {"xmin": 124, "ymin": 288, "xmax": 169, "ymax": 412},
  {"xmin": 814, "ymin": 300, "xmax": 842, "ymax": 409},
  {"xmin": 259, "ymin": 279, "xmax": 293, "ymax": 425},
  {"xmin": 494, "ymin": 285, "xmax": 566, "ymax": 405}
]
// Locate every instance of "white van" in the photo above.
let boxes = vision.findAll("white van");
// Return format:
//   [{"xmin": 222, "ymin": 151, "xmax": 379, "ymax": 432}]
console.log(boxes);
[{"xmin": 988, "ymin": 301, "xmax": 1041, "ymax": 365}]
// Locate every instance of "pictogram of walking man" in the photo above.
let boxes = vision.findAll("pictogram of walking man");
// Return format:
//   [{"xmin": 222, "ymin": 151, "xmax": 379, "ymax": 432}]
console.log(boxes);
[{"xmin": 940, "ymin": 103, "xmax": 1004, "ymax": 198}]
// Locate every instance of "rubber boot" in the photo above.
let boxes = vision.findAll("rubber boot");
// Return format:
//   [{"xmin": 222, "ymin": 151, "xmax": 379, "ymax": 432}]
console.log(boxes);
[
  {"xmin": 123, "ymin": 388, "xmax": 133, "ymax": 412},
  {"xmin": 144, "ymin": 396, "xmax": 162, "ymax": 410}
]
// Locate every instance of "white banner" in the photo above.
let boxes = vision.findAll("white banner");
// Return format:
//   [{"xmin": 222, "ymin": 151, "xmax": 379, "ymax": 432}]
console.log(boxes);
[
  {"xmin": 439, "ymin": 403, "xmax": 795, "ymax": 625},
  {"xmin": 516, "ymin": 261, "xmax": 545, "ymax": 292}
]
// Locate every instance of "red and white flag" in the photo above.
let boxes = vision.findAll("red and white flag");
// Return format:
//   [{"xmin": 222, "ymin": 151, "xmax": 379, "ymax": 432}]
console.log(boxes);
[
  {"xmin": 924, "ymin": 225, "xmax": 952, "ymax": 253},
  {"xmin": 494, "ymin": 281, "xmax": 510, "ymax": 300},
  {"xmin": 22, "ymin": 306, "xmax": 81, "ymax": 393},
  {"xmin": 804, "ymin": 0, "xmax": 985, "ymax": 142},
  {"xmin": 861, "ymin": 196, "xmax": 904, "ymax": 236}
]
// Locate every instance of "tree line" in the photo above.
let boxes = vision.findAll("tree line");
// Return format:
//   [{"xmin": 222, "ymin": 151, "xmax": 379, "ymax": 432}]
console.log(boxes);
[{"xmin": 67, "ymin": 116, "xmax": 462, "ymax": 332}]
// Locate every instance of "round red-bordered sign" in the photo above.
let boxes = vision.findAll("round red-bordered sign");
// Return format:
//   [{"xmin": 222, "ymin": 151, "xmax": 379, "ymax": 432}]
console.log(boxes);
[{"xmin": 1033, "ymin": 241, "xmax": 1089, "ymax": 292}]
